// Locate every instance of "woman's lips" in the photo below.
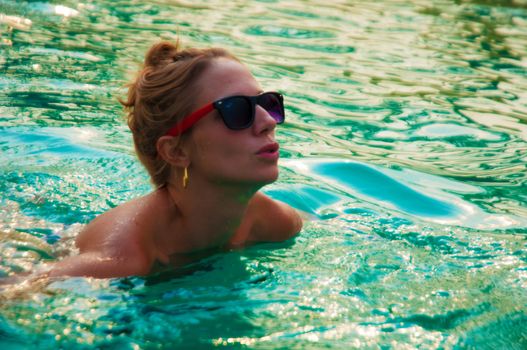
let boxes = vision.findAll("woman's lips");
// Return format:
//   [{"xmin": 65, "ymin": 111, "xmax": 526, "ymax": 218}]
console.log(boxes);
[{"xmin": 256, "ymin": 142, "xmax": 280, "ymax": 160}]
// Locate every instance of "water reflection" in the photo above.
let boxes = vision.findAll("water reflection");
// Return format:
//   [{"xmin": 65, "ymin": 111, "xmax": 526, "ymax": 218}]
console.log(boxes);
[
  {"xmin": 280, "ymin": 158, "xmax": 527, "ymax": 230},
  {"xmin": 0, "ymin": 0, "xmax": 526, "ymax": 348}
]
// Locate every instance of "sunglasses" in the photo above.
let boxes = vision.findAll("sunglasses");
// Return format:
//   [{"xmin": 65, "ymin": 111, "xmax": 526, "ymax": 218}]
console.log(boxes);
[{"xmin": 165, "ymin": 91, "xmax": 285, "ymax": 136}]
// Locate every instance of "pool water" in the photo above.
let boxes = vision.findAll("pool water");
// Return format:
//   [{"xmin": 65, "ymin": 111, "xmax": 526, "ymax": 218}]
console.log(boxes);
[{"xmin": 1, "ymin": 0, "xmax": 526, "ymax": 348}]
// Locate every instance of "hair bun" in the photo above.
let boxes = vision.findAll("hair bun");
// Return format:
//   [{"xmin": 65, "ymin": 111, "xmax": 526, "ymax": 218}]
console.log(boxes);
[{"xmin": 144, "ymin": 41, "xmax": 180, "ymax": 67}]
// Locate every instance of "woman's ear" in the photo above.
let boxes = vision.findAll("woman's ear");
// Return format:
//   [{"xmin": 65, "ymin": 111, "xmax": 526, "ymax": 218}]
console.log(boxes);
[{"xmin": 156, "ymin": 135, "xmax": 189, "ymax": 167}]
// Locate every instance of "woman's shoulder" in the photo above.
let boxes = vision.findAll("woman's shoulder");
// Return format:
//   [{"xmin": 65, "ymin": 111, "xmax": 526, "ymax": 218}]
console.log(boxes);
[
  {"xmin": 75, "ymin": 191, "xmax": 165, "ymax": 255},
  {"xmin": 46, "ymin": 191, "xmax": 171, "ymax": 278},
  {"xmin": 245, "ymin": 192, "xmax": 303, "ymax": 243}
]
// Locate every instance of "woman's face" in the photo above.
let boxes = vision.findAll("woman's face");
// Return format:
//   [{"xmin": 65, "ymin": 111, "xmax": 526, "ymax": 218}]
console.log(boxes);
[{"xmin": 187, "ymin": 58, "xmax": 280, "ymax": 188}]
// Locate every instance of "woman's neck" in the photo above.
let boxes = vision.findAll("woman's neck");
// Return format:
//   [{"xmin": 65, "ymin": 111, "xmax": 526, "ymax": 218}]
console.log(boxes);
[{"xmin": 159, "ymin": 176, "xmax": 260, "ymax": 254}]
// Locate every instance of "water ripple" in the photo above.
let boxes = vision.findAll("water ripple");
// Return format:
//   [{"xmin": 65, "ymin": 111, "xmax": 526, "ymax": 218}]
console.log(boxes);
[{"xmin": 0, "ymin": 0, "xmax": 526, "ymax": 348}]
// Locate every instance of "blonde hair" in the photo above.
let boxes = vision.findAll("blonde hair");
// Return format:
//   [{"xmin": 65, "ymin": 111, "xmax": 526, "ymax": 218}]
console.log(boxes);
[{"xmin": 121, "ymin": 41, "xmax": 239, "ymax": 186}]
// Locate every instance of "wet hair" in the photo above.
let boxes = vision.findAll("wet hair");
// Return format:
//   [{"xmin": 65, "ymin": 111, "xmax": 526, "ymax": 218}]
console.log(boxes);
[{"xmin": 121, "ymin": 40, "xmax": 239, "ymax": 187}]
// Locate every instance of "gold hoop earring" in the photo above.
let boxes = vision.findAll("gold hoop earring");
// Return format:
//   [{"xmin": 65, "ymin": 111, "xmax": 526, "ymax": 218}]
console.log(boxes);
[{"xmin": 183, "ymin": 167, "xmax": 189, "ymax": 189}]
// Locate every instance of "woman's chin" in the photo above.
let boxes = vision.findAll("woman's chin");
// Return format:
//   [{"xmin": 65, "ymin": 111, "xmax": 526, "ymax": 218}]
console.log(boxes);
[
  {"xmin": 239, "ymin": 170, "xmax": 279, "ymax": 188},
  {"xmin": 215, "ymin": 164, "xmax": 279, "ymax": 188},
  {"xmin": 259, "ymin": 167, "xmax": 279, "ymax": 183}
]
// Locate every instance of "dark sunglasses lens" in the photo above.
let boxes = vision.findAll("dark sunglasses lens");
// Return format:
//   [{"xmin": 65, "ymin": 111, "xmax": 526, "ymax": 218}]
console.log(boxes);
[
  {"xmin": 259, "ymin": 93, "xmax": 285, "ymax": 123},
  {"xmin": 220, "ymin": 97, "xmax": 252, "ymax": 129}
]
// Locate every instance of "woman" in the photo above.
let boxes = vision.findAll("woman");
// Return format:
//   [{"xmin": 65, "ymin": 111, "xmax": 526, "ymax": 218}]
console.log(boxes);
[{"xmin": 48, "ymin": 41, "xmax": 303, "ymax": 278}]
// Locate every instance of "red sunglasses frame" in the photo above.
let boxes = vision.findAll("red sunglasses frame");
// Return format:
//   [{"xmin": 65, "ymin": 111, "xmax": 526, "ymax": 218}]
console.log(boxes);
[
  {"xmin": 164, "ymin": 92, "xmax": 284, "ymax": 137},
  {"xmin": 165, "ymin": 103, "xmax": 215, "ymax": 137}
]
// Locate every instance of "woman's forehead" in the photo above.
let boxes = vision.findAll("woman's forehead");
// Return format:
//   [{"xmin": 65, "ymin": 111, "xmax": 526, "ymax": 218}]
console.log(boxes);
[{"xmin": 196, "ymin": 58, "xmax": 261, "ymax": 102}]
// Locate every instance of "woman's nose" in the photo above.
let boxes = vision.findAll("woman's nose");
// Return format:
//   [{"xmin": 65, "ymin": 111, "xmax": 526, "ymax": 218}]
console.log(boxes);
[{"xmin": 253, "ymin": 105, "xmax": 277, "ymax": 135}]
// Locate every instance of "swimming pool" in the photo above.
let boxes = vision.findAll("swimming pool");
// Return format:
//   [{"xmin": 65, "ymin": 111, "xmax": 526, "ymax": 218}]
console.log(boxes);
[{"xmin": 1, "ymin": 0, "xmax": 526, "ymax": 348}]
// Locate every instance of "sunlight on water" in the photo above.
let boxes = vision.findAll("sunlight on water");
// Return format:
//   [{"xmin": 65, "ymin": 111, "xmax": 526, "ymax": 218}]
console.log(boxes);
[{"xmin": 0, "ymin": 0, "xmax": 526, "ymax": 348}]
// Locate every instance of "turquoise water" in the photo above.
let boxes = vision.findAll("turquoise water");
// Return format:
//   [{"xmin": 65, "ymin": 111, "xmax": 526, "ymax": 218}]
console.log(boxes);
[{"xmin": 1, "ymin": 0, "xmax": 527, "ymax": 348}]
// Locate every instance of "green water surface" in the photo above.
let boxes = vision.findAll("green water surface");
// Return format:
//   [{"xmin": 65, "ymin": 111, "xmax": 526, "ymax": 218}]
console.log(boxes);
[{"xmin": 0, "ymin": 0, "xmax": 526, "ymax": 349}]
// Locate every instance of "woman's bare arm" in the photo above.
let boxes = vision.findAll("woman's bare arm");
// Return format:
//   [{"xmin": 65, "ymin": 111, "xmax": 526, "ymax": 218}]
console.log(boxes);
[{"xmin": 47, "ymin": 249, "xmax": 152, "ymax": 279}]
